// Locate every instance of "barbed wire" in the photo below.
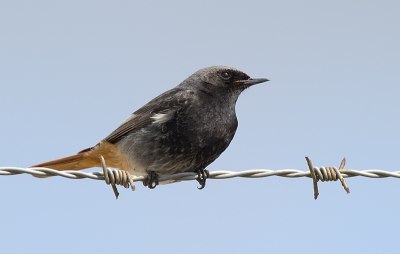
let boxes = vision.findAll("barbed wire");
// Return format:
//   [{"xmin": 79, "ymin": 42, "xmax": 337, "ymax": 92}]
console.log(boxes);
[
  {"xmin": 1, "ymin": 156, "xmax": 400, "ymax": 199},
  {"xmin": 2, "ymin": 166, "xmax": 400, "ymax": 179}
]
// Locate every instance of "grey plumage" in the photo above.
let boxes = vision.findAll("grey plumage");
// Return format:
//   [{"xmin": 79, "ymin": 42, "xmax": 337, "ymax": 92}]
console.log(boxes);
[{"xmin": 108, "ymin": 66, "xmax": 268, "ymax": 187}]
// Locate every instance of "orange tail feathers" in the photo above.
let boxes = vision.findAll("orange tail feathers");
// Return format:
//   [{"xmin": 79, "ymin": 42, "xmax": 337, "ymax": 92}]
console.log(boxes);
[
  {"xmin": 30, "ymin": 141, "xmax": 132, "ymax": 177},
  {"xmin": 31, "ymin": 149, "xmax": 101, "ymax": 172}
]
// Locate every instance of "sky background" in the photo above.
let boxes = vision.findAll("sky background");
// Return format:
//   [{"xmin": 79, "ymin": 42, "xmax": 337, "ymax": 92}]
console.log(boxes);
[{"xmin": 1, "ymin": 1, "xmax": 400, "ymax": 253}]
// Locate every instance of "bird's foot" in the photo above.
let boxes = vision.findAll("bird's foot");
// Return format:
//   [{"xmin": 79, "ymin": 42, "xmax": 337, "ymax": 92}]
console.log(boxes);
[
  {"xmin": 143, "ymin": 170, "xmax": 159, "ymax": 189},
  {"xmin": 196, "ymin": 168, "xmax": 209, "ymax": 190}
]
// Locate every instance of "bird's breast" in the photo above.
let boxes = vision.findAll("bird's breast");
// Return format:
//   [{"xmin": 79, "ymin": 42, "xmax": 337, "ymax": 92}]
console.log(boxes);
[{"xmin": 118, "ymin": 95, "xmax": 239, "ymax": 175}]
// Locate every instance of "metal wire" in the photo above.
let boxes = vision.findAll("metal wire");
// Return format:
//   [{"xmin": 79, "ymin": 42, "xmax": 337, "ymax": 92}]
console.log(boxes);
[
  {"xmin": 2, "ymin": 157, "xmax": 400, "ymax": 199},
  {"xmin": 1, "ymin": 167, "xmax": 400, "ymax": 181}
]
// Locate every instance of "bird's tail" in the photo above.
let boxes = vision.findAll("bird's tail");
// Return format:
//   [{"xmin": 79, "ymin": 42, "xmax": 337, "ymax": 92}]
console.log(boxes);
[
  {"xmin": 31, "ymin": 147, "xmax": 102, "ymax": 177},
  {"xmin": 30, "ymin": 141, "xmax": 131, "ymax": 178}
]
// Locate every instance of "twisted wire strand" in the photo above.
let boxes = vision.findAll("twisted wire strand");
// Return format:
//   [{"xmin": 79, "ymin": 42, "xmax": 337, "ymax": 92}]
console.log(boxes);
[
  {"xmin": 1, "ymin": 167, "xmax": 400, "ymax": 180},
  {"xmin": 2, "ymin": 163, "xmax": 400, "ymax": 199}
]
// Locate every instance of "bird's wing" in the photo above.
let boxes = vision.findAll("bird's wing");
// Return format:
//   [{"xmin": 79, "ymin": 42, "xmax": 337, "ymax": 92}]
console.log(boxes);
[{"xmin": 103, "ymin": 88, "xmax": 195, "ymax": 144}]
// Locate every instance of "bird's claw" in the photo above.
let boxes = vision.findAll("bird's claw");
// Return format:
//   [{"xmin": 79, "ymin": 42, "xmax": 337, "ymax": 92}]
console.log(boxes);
[
  {"xmin": 196, "ymin": 168, "xmax": 209, "ymax": 190},
  {"xmin": 143, "ymin": 170, "xmax": 159, "ymax": 189}
]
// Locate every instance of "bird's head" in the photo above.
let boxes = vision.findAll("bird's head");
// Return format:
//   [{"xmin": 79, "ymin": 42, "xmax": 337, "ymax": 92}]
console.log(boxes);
[{"xmin": 181, "ymin": 66, "xmax": 269, "ymax": 94}]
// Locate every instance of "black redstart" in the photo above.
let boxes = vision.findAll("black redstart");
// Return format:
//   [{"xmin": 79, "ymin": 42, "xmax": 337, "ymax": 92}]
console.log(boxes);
[{"xmin": 32, "ymin": 66, "xmax": 269, "ymax": 189}]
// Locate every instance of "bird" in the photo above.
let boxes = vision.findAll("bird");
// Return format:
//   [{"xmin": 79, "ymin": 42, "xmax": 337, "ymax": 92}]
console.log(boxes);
[{"xmin": 31, "ymin": 66, "xmax": 269, "ymax": 190}]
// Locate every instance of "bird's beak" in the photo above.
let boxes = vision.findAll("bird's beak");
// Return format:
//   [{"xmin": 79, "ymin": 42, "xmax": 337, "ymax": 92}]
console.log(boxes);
[{"xmin": 236, "ymin": 78, "xmax": 270, "ymax": 86}]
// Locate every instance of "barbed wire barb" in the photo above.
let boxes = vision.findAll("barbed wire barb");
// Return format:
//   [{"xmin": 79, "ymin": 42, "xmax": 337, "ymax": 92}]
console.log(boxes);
[{"xmin": 306, "ymin": 157, "xmax": 349, "ymax": 200}]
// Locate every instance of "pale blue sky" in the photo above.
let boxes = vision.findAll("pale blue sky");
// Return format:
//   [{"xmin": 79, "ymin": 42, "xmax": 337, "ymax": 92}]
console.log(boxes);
[{"xmin": 1, "ymin": 1, "xmax": 400, "ymax": 253}]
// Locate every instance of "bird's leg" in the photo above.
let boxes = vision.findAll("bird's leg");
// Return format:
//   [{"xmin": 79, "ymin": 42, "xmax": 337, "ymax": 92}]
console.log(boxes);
[
  {"xmin": 143, "ymin": 170, "xmax": 159, "ymax": 189},
  {"xmin": 195, "ymin": 168, "xmax": 209, "ymax": 190}
]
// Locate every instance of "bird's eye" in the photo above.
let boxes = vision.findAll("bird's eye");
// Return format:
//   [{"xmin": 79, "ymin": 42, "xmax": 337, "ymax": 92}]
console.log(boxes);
[{"xmin": 220, "ymin": 71, "xmax": 231, "ymax": 79}]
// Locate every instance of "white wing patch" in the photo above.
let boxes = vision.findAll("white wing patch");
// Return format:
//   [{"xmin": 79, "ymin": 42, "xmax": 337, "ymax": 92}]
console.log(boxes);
[{"xmin": 151, "ymin": 111, "xmax": 174, "ymax": 125}]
